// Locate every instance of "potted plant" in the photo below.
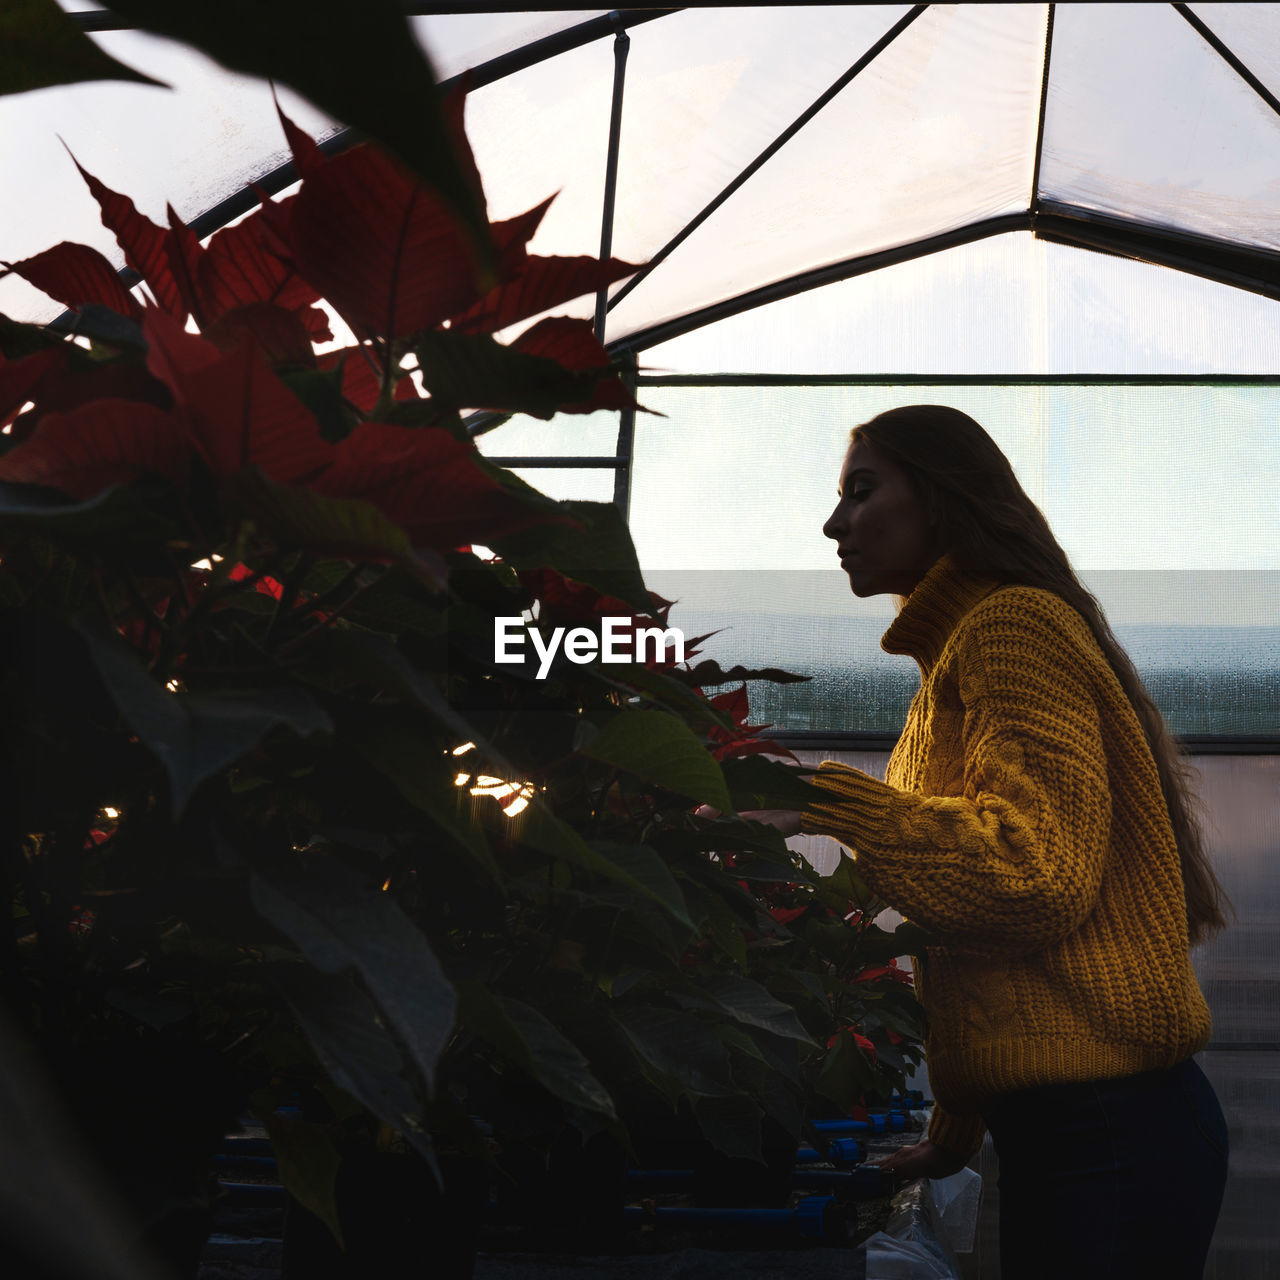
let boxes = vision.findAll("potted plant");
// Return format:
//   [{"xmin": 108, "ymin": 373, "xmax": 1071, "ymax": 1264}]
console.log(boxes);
[{"xmin": 0, "ymin": 5, "xmax": 929, "ymax": 1273}]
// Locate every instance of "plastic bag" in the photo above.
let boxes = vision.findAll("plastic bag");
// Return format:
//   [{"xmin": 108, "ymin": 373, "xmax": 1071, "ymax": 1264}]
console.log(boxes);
[{"xmin": 863, "ymin": 1166, "xmax": 982, "ymax": 1280}]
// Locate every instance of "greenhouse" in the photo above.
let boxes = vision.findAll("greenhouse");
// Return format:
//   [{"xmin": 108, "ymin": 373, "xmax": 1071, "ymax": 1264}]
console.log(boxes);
[{"xmin": 0, "ymin": 4, "xmax": 1276, "ymax": 1278}]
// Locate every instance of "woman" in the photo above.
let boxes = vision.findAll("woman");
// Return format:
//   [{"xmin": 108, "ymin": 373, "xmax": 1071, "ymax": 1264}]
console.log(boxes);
[{"xmin": 744, "ymin": 405, "xmax": 1230, "ymax": 1278}]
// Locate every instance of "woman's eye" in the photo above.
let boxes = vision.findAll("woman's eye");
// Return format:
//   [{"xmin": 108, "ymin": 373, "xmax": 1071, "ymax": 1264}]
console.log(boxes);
[{"xmin": 851, "ymin": 487, "xmax": 873, "ymax": 502}]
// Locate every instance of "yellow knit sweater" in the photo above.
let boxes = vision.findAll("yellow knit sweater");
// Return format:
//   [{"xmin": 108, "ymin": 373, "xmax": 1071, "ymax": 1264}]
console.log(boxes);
[{"xmin": 801, "ymin": 554, "xmax": 1212, "ymax": 1157}]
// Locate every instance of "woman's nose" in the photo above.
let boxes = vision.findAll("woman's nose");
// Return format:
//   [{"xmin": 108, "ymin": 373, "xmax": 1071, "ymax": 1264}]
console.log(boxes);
[{"xmin": 822, "ymin": 506, "xmax": 842, "ymax": 540}]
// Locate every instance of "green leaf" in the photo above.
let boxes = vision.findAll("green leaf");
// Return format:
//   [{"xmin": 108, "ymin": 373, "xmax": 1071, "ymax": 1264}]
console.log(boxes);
[
  {"xmin": 658, "ymin": 817, "xmax": 793, "ymax": 860},
  {"xmin": 722, "ymin": 754, "xmax": 821, "ymax": 811},
  {"xmin": 489, "ymin": 499, "xmax": 652, "ymax": 618},
  {"xmin": 586, "ymin": 841, "xmax": 692, "ymax": 931},
  {"xmin": 251, "ymin": 858, "xmax": 456, "ymax": 1097},
  {"xmin": 672, "ymin": 974, "xmax": 816, "ymax": 1045},
  {"xmin": 497, "ymin": 804, "xmax": 692, "ymax": 929},
  {"xmin": 611, "ymin": 1006, "xmax": 737, "ymax": 1101},
  {"xmin": 0, "ymin": 0, "xmax": 166, "ymax": 95},
  {"xmin": 578, "ymin": 708, "xmax": 731, "ymax": 812},
  {"xmin": 0, "ymin": 312, "xmax": 69, "ymax": 358},
  {"xmin": 73, "ymin": 615, "xmax": 332, "ymax": 816},
  {"xmin": 816, "ymin": 851, "xmax": 886, "ymax": 917},
  {"xmin": 103, "ymin": 0, "xmax": 491, "ymax": 261},
  {"xmin": 342, "ymin": 565, "xmax": 450, "ymax": 637},
  {"xmin": 415, "ymin": 331, "xmax": 613, "ymax": 418},
  {"xmin": 259, "ymin": 1112, "xmax": 344, "ymax": 1249},
  {"xmin": 458, "ymin": 985, "xmax": 615, "ymax": 1118},
  {"xmin": 693, "ymin": 1094, "xmax": 763, "ymax": 1162},
  {"xmin": 815, "ymin": 1030, "xmax": 882, "ymax": 1114},
  {"xmin": 270, "ymin": 965, "xmax": 434, "ymax": 1163},
  {"xmin": 744, "ymin": 1026, "xmax": 803, "ymax": 1086},
  {"xmin": 756, "ymin": 1075, "xmax": 804, "ymax": 1141},
  {"xmin": 591, "ymin": 661, "xmax": 735, "ymax": 733},
  {"xmin": 280, "ymin": 366, "xmax": 359, "ymax": 444},
  {"xmin": 683, "ymin": 882, "xmax": 749, "ymax": 969},
  {"xmin": 0, "ymin": 480, "xmax": 183, "ymax": 545},
  {"xmin": 861, "ymin": 998, "xmax": 926, "ymax": 1044},
  {"xmin": 307, "ymin": 628, "xmax": 479, "ymax": 746},
  {"xmin": 224, "ymin": 468, "xmax": 446, "ymax": 588},
  {"xmin": 342, "ymin": 709, "xmax": 500, "ymax": 883},
  {"xmin": 674, "ymin": 660, "xmax": 812, "ymax": 688}
]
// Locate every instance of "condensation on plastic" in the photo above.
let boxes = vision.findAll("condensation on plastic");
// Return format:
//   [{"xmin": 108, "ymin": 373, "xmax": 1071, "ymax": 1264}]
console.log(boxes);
[
  {"xmin": 641, "ymin": 232, "xmax": 1280, "ymax": 375},
  {"xmin": 1040, "ymin": 4, "xmax": 1280, "ymax": 251},
  {"xmin": 625, "ymin": 382, "xmax": 1280, "ymax": 735},
  {"xmin": 607, "ymin": 4, "xmax": 1047, "ymax": 344}
]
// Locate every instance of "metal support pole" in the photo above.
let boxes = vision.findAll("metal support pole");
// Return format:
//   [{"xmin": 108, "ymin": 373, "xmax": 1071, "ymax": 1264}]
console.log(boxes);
[
  {"xmin": 595, "ymin": 22, "xmax": 632, "ymax": 341},
  {"xmin": 613, "ymin": 351, "xmax": 638, "ymax": 520}
]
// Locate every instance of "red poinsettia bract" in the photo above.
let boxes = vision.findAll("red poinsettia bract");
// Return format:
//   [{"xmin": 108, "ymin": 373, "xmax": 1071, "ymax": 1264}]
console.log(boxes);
[
  {"xmin": 707, "ymin": 684, "xmax": 796, "ymax": 763},
  {"xmin": 0, "ymin": 88, "xmax": 643, "ymax": 558}
]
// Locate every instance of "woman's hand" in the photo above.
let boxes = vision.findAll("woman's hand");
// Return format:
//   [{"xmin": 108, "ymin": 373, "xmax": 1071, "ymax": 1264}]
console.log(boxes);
[
  {"xmin": 874, "ymin": 1138, "xmax": 970, "ymax": 1181},
  {"xmin": 694, "ymin": 806, "xmax": 804, "ymax": 837}
]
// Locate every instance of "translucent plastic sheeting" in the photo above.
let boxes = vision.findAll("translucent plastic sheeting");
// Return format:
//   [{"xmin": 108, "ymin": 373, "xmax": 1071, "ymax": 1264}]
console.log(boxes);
[
  {"xmin": 1190, "ymin": 2, "xmax": 1280, "ymax": 107},
  {"xmin": 1191, "ymin": 757, "xmax": 1280, "ymax": 1046},
  {"xmin": 505, "ymin": 467, "xmax": 614, "ymax": 506},
  {"xmin": 1041, "ymin": 3, "xmax": 1280, "ymax": 252},
  {"xmin": 628, "ymin": 383, "xmax": 1280, "ymax": 573},
  {"xmin": 607, "ymin": 5, "xmax": 1047, "ymax": 345},
  {"xmin": 608, "ymin": 8, "xmax": 912, "ymax": 276},
  {"xmin": 0, "ymin": 11, "xmax": 604, "ymax": 325},
  {"xmin": 642, "ymin": 232, "xmax": 1280, "ymax": 375},
  {"xmin": 410, "ymin": 11, "xmax": 609, "ymax": 84},
  {"xmin": 623, "ymin": 384, "xmax": 1278, "ymax": 736},
  {"xmin": 475, "ymin": 410, "xmax": 621, "ymax": 459},
  {"xmin": 0, "ymin": 29, "xmax": 336, "ymax": 324},
  {"xmin": 459, "ymin": 36, "xmax": 612, "ymax": 327},
  {"xmin": 1179, "ymin": 756, "xmax": 1280, "ymax": 1274}
]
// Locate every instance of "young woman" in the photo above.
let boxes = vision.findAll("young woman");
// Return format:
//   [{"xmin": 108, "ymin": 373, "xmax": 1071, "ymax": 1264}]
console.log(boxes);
[{"xmin": 742, "ymin": 405, "xmax": 1231, "ymax": 1278}]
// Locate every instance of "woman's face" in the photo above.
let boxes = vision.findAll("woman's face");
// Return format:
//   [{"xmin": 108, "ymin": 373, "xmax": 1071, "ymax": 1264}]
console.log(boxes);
[{"xmin": 822, "ymin": 438, "xmax": 941, "ymax": 598}]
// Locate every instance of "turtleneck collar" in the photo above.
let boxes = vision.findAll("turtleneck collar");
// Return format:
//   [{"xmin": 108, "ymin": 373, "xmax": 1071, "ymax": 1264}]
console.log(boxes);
[{"xmin": 881, "ymin": 553, "xmax": 1002, "ymax": 675}]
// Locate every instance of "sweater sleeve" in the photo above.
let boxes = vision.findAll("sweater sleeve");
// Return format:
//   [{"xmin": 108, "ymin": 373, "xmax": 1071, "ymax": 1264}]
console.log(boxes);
[
  {"xmin": 927, "ymin": 1104, "xmax": 986, "ymax": 1161},
  {"xmin": 801, "ymin": 591, "xmax": 1111, "ymax": 956}
]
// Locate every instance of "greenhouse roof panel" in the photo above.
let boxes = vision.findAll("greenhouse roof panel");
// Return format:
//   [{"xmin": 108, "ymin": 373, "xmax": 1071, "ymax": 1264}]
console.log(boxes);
[
  {"xmin": 604, "ymin": 5, "xmax": 1048, "ymax": 345},
  {"xmin": 1040, "ymin": 3, "xmax": 1280, "ymax": 253},
  {"xmin": 8, "ymin": 4, "xmax": 1280, "ymax": 347},
  {"xmin": 1184, "ymin": 3, "xmax": 1280, "ymax": 113},
  {"xmin": 643, "ymin": 232, "xmax": 1280, "ymax": 376},
  {"xmin": 409, "ymin": 11, "xmax": 611, "ymax": 83}
]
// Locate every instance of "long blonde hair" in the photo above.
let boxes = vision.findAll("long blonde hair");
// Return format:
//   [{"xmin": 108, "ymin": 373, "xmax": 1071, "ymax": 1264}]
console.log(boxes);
[{"xmin": 853, "ymin": 405, "xmax": 1230, "ymax": 945}]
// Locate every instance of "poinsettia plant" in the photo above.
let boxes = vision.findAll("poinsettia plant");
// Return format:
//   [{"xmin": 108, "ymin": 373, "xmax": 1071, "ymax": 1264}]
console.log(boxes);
[{"xmin": 0, "ymin": 3, "xmax": 926, "ymax": 1267}]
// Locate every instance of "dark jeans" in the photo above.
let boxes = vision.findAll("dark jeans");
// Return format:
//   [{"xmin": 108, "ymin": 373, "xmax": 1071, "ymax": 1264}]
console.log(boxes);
[{"xmin": 981, "ymin": 1057, "xmax": 1229, "ymax": 1280}]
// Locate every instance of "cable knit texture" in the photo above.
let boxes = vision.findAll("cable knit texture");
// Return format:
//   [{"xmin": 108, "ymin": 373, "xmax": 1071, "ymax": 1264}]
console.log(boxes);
[{"xmin": 801, "ymin": 555, "xmax": 1212, "ymax": 1158}]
